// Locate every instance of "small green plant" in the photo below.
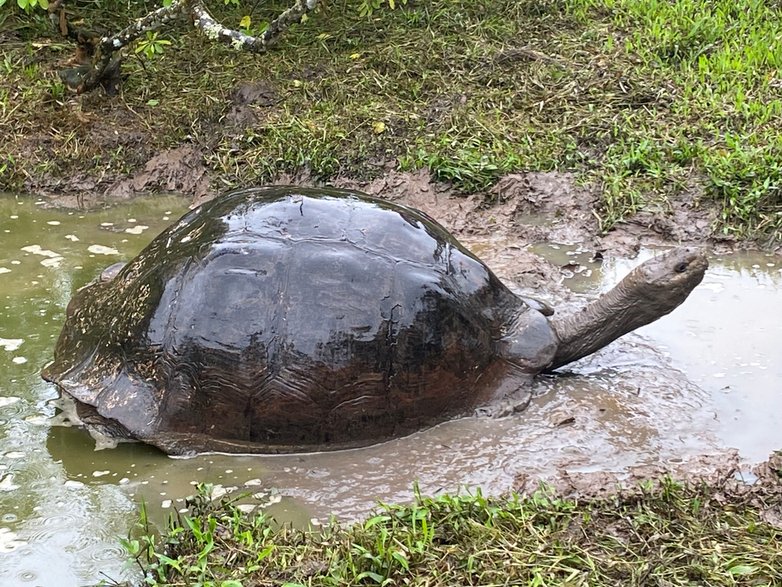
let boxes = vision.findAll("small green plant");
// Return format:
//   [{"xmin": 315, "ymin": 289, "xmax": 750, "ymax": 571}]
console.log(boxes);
[
  {"xmin": 238, "ymin": 14, "xmax": 269, "ymax": 36},
  {"xmin": 0, "ymin": 154, "xmax": 17, "ymax": 184},
  {"xmin": 49, "ymin": 80, "xmax": 66, "ymax": 102},
  {"xmin": 356, "ymin": 0, "xmax": 408, "ymax": 18},
  {"xmin": 135, "ymin": 31, "xmax": 172, "ymax": 60},
  {"xmin": 2, "ymin": 0, "xmax": 48, "ymax": 11},
  {"xmin": 1, "ymin": 56, "xmax": 14, "ymax": 75}
]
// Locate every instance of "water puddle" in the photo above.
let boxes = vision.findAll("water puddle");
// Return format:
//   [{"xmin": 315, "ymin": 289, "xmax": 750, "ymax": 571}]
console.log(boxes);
[
  {"xmin": 0, "ymin": 195, "xmax": 187, "ymax": 586},
  {"xmin": 587, "ymin": 248, "xmax": 782, "ymax": 463},
  {"xmin": 0, "ymin": 193, "xmax": 780, "ymax": 585}
]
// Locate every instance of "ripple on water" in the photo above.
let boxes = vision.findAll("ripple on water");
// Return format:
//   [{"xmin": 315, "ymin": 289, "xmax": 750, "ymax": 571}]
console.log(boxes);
[
  {"xmin": 65, "ymin": 533, "xmax": 128, "ymax": 563},
  {"xmin": 16, "ymin": 570, "xmax": 37, "ymax": 583},
  {"xmin": 0, "ymin": 527, "xmax": 27, "ymax": 553},
  {"xmin": 19, "ymin": 513, "xmax": 80, "ymax": 545},
  {"xmin": 0, "ymin": 397, "xmax": 23, "ymax": 417}
]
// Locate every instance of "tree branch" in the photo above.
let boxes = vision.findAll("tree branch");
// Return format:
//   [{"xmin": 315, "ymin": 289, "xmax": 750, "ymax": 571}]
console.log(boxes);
[
  {"xmin": 99, "ymin": 0, "xmax": 191, "ymax": 54},
  {"xmin": 191, "ymin": 0, "xmax": 319, "ymax": 53},
  {"xmin": 49, "ymin": 0, "xmax": 319, "ymax": 94}
]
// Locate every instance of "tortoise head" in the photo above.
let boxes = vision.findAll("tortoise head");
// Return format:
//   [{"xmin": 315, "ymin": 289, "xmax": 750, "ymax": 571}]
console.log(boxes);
[
  {"xmin": 547, "ymin": 247, "xmax": 708, "ymax": 371},
  {"xmin": 620, "ymin": 247, "xmax": 708, "ymax": 307}
]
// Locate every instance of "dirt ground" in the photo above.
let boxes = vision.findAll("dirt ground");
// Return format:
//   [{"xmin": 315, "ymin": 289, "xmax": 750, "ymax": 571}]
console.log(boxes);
[{"xmin": 34, "ymin": 143, "xmax": 751, "ymax": 264}]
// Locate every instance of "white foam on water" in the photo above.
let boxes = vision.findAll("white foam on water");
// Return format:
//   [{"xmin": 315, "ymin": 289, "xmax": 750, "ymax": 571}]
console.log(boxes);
[
  {"xmin": 0, "ymin": 474, "xmax": 19, "ymax": 492},
  {"xmin": 40, "ymin": 257, "xmax": 63, "ymax": 268},
  {"xmin": 0, "ymin": 339, "xmax": 23, "ymax": 352},
  {"xmin": 20, "ymin": 245, "xmax": 61, "ymax": 258},
  {"xmin": 124, "ymin": 225, "xmax": 149, "ymax": 235},
  {"xmin": 20, "ymin": 245, "xmax": 64, "ymax": 267},
  {"xmin": 86, "ymin": 245, "xmax": 120, "ymax": 255}
]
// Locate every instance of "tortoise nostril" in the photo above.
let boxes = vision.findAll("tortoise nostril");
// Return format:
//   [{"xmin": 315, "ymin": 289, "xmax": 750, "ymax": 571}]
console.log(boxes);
[{"xmin": 674, "ymin": 262, "xmax": 688, "ymax": 273}]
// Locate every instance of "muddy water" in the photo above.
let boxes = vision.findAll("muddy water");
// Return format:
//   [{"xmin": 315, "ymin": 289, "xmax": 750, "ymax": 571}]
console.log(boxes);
[
  {"xmin": 0, "ymin": 195, "xmax": 780, "ymax": 586},
  {"xmin": 582, "ymin": 248, "xmax": 782, "ymax": 463}
]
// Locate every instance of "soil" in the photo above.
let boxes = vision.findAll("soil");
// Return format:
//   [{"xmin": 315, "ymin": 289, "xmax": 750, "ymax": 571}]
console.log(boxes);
[
  {"xmin": 105, "ymin": 145, "xmax": 210, "ymax": 201},
  {"xmin": 513, "ymin": 450, "xmax": 782, "ymax": 531},
  {"xmin": 33, "ymin": 141, "xmax": 742, "ymax": 257}
]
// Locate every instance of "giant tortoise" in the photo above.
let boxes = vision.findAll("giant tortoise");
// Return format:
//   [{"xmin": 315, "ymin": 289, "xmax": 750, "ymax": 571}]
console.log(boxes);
[{"xmin": 43, "ymin": 186, "xmax": 708, "ymax": 454}]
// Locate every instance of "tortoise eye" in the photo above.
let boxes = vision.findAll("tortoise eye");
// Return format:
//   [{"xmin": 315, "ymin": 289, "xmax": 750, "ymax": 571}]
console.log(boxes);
[{"xmin": 674, "ymin": 262, "xmax": 688, "ymax": 273}]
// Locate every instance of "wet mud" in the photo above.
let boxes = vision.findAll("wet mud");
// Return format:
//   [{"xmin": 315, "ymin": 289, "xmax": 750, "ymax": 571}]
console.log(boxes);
[
  {"xmin": 1, "ymin": 187, "xmax": 780, "ymax": 585},
  {"xmin": 39, "ymin": 157, "xmax": 756, "ymax": 257},
  {"xmin": 105, "ymin": 145, "xmax": 211, "ymax": 201}
]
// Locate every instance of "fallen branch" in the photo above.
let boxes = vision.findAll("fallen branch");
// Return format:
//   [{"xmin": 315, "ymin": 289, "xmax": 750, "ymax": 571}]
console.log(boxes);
[
  {"xmin": 192, "ymin": 0, "xmax": 319, "ymax": 53},
  {"xmin": 49, "ymin": 0, "xmax": 320, "ymax": 94}
]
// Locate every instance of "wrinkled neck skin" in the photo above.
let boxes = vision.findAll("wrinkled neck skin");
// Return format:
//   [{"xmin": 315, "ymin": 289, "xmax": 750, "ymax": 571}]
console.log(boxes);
[{"xmin": 547, "ymin": 279, "xmax": 676, "ymax": 371}]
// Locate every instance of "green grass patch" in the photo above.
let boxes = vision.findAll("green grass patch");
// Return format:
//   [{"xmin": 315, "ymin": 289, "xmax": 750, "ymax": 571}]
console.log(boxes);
[
  {"xmin": 129, "ymin": 475, "xmax": 782, "ymax": 586},
  {"xmin": 565, "ymin": 0, "xmax": 782, "ymax": 236},
  {"xmin": 1, "ymin": 0, "xmax": 781, "ymax": 239}
]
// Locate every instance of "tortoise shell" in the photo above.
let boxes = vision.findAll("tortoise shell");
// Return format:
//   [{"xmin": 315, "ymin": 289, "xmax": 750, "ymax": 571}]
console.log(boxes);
[{"xmin": 44, "ymin": 187, "xmax": 556, "ymax": 454}]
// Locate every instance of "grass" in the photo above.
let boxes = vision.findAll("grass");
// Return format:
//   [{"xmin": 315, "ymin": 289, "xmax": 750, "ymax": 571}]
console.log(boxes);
[
  {"xmin": 127, "ymin": 469, "xmax": 782, "ymax": 586},
  {"xmin": 1, "ymin": 0, "xmax": 781, "ymax": 239},
  {"xmin": 565, "ymin": 0, "xmax": 782, "ymax": 236}
]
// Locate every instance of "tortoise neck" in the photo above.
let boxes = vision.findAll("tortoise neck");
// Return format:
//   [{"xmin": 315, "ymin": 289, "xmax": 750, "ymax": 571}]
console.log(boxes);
[{"xmin": 547, "ymin": 280, "xmax": 660, "ymax": 371}]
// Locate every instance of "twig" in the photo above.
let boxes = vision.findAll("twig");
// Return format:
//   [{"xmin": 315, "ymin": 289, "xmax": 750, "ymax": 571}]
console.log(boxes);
[
  {"xmin": 191, "ymin": 0, "xmax": 319, "ymax": 53},
  {"xmin": 48, "ymin": 0, "xmax": 319, "ymax": 93}
]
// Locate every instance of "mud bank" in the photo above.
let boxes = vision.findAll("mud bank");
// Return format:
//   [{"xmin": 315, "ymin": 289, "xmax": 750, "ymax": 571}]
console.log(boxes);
[{"xmin": 34, "ymin": 153, "xmax": 765, "ymax": 258}]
